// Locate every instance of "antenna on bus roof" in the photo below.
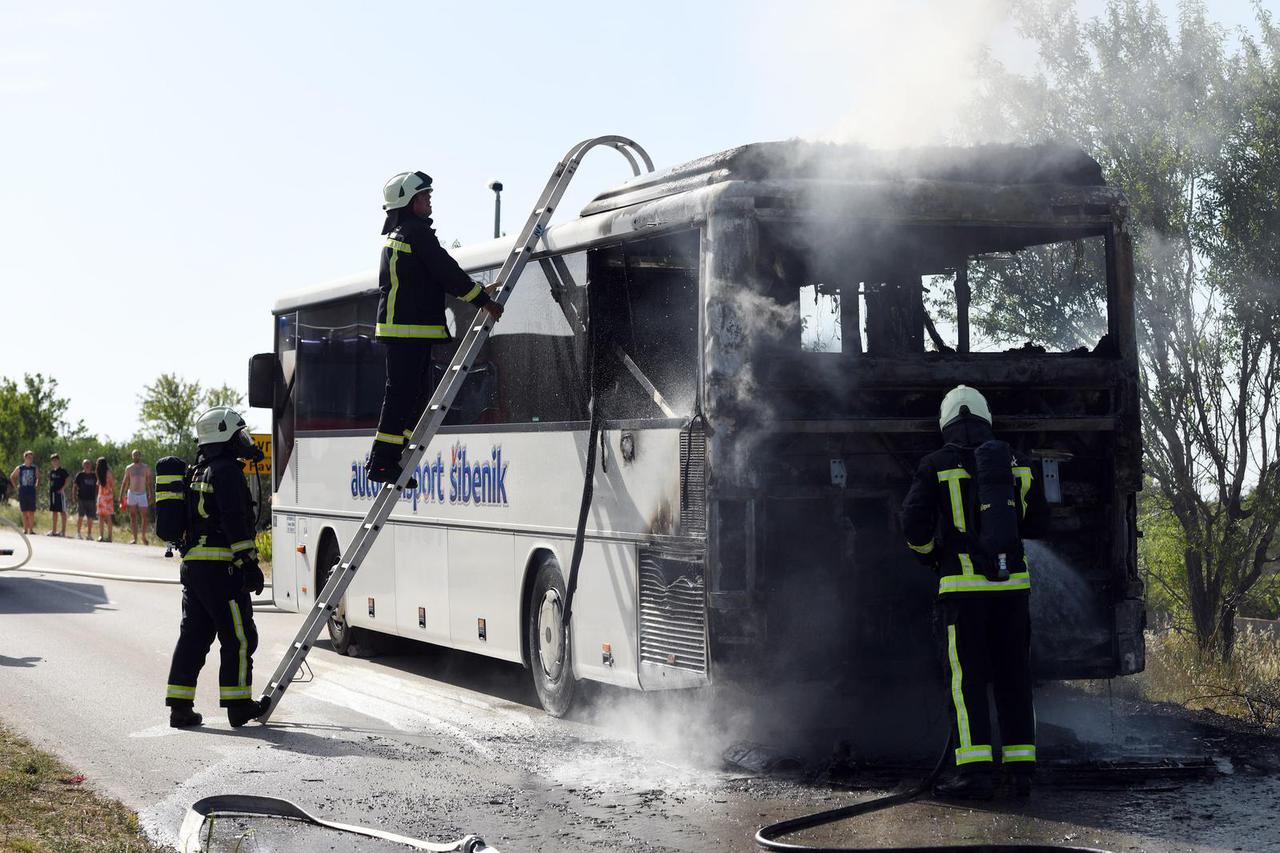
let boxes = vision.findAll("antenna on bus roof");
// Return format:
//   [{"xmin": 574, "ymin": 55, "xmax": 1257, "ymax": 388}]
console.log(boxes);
[{"xmin": 256, "ymin": 136, "xmax": 655, "ymax": 724}]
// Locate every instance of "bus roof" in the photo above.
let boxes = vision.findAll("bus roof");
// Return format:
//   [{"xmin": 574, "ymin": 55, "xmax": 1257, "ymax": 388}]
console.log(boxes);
[{"xmin": 273, "ymin": 141, "xmax": 1124, "ymax": 314}]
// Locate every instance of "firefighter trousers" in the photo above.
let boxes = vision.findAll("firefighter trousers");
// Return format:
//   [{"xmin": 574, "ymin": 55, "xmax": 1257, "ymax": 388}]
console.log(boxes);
[
  {"xmin": 165, "ymin": 561, "xmax": 258, "ymax": 707},
  {"xmin": 940, "ymin": 593, "xmax": 1036, "ymax": 772},
  {"xmin": 372, "ymin": 339, "xmax": 435, "ymax": 455}
]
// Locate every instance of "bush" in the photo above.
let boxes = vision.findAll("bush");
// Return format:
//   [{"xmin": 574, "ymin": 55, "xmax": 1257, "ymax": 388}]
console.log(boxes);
[{"xmin": 1137, "ymin": 624, "xmax": 1280, "ymax": 731}]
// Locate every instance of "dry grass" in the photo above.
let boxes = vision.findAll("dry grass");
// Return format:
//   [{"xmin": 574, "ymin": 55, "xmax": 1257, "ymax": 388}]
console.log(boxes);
[
  {"xmin": 0, "ymin": 724, "xmax": 167, "ymax": 852},
  {"xmin": 1134, "ymin": 625, "xmax": 1280, "ymax": 731}
]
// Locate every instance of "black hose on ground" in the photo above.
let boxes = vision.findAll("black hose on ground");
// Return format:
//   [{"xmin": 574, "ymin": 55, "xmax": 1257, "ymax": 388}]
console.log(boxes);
[{"xmin": 755, "ymin": 715, "xmax": 1111, "ymax": 852}]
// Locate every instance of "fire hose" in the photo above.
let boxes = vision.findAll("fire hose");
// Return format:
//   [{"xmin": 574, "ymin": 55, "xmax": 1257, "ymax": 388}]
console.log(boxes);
[
  {"xmin": 0, "ymin": 515, "xmax": 33, "ymax": 571},
  {"xmin": 177, "ymin": 795, "xmax": 499, "ymax": 852}
]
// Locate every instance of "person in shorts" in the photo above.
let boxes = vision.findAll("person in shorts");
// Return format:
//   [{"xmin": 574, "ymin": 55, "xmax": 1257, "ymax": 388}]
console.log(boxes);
[
  {"xmin": 73, "ymin": 459, "xmax": 98, "ymax": 540},
  {"xmin": 9, "ymin": 451, "xmax": 39, "ymax": 535},
  {"xmin": 47, "ymin": 453, "xmax": 69, "ymax": 537},
  {"xmin": 120, "ymin": 449, "xmax": 153, "ymax": 545}
]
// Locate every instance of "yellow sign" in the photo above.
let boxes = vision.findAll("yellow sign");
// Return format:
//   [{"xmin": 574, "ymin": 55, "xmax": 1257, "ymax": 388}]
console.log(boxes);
[{"xmin": 243, "ymin": 433, "xmax": 272, "ymax": 475}]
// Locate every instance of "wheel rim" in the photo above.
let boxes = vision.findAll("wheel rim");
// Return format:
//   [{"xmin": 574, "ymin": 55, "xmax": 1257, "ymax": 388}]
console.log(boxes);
[
  {"xmin": 323, "ymin": 560, "xmax": 347, "ymax": 638},
  {"xmin": 537, "ymin": 589, "xmax": 565, "ymax": 680}
]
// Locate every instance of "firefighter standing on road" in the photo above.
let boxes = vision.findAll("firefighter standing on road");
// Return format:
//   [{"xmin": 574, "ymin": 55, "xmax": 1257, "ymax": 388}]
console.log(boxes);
[
  {"xmin": 165, "ymin": 407, "xmax": 267, "ymax": 728},
  {"xmin": 900, "ymin": 385, "xmax": 1047, "ymax": 799},
  {"xmin": 366, "ymin": 170, "xmax": 503, "ymax": 484}
]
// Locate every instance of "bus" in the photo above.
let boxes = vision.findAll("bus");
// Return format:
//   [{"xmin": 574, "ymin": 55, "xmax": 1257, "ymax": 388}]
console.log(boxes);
[{"xmin": 249, "ymin": 141, "xmax": 1145, "ymax": 716}]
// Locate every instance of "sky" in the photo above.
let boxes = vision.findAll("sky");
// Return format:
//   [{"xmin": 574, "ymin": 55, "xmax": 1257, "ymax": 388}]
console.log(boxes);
[{"xmin": 0, "ymin": 0, "xmax": 1265, "ymax": 441}]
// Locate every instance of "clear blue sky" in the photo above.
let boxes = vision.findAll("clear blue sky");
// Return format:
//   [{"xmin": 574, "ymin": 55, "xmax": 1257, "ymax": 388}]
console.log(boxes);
[{"xmin": 0, "ymin": 0, "xmax": 1263, "ymax": 440}]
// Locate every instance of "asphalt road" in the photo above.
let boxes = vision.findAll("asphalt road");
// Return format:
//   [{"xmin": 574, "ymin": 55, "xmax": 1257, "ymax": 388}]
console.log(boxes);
[{"xmin": 1, "ymin": 535, "xmax": 1277, "ymax": 852}]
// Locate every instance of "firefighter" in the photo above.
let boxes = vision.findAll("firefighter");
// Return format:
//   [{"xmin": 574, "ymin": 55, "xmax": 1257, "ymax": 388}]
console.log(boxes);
[
  {"xmin": 366, "ymin": 170, "xmax": 504, "ymax": 484},
  {"xmin": 899, "ymin": 385, "xmax": 1047, "ymax": 799},
  {"xmin": 165, "ymin": 407, "xmax": 268, "ymax": 728}
]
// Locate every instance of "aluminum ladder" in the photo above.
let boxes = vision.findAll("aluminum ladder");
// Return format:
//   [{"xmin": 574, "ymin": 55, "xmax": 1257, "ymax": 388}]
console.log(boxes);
[{"xmin": 257, "ymin": 136, "xmax": 655, "ymax": 723}]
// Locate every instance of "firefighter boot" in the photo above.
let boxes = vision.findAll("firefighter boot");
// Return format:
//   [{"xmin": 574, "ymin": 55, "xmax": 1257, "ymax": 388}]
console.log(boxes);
[
  {"xmin": 227, "ymin": 698, "xmax": 270, "ymax": 728},
  {"xmin": 933, "ymin": 770, "xmax": 995, "ymax": 801},
  {"xmin": 1007, "ymin": 767, "xmax": 1033, "ymax": 799},
  {"xmin": 169, "ymin": 704, "xmax": 203, "ymax": 728},
  {"xmin": 365, "ymin": 444, "xmax": 417, "ymax": 489}
]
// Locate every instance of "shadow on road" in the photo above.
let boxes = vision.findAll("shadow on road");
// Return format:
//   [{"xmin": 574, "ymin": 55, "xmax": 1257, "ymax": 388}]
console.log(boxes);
[
  {"xmin": 315, "ymin": 637, "xmax": 542, "ymax": 709},
  {"xmin": 192, "ymin": 719, "xmax": 391, "ymax": 759},
  {"xmin": 0, "ymin": 576, "xmax": 110, "ymax": 614},
  {"xmin": 0, "ymin": 655, "xmax": 42, "ymax": 667}
]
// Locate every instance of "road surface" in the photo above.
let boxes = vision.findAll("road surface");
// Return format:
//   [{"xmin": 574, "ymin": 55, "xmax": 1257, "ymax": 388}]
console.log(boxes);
[{"xmin": 1, "ymin": 535, "xmax": 1276, "ymax": 851}]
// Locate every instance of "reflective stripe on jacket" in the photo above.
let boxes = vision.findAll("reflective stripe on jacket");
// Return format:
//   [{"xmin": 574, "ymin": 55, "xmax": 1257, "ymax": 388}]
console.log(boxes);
[
  {"xmin": 899, "ymin": 418, "xmax": 1048, "ymax": 595},
  {"xmin": 376, "ymin": 217, "xmax": 490, "ymax": 340},
  {"xmin": 184, "ymin": 454, "xmax": 257, "ymax": 562}
]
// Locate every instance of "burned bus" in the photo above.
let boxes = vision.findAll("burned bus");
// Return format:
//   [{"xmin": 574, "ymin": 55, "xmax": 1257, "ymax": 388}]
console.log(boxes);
[{"xmin": 259, "ymin": 141, "xmax": 1143, "ymax": 716}]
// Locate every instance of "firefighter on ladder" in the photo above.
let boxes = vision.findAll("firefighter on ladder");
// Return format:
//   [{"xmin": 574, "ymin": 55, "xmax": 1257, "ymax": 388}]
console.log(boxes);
[
  {"xmin": 165, "ymin": 407, "xmax": 268, "ymax": 728},
  {"xmin": 366, "ymin": 170, "xmax": 503, "ymax": 484},
  {"xmin": 900, "ymin": 385, "xmax": 1048, "ymax": 799}
]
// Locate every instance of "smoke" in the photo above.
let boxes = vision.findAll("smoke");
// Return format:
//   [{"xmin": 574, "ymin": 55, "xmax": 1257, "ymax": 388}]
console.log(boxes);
[{"xmin": 754, "ymin": 0, "xmax": 1026, "ymax": 148}]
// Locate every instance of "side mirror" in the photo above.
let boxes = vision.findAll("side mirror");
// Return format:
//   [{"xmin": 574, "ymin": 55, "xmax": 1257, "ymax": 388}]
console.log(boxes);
[{"xmin": 248, "ymin": 353, "xmax": 277, "ymax": 409}]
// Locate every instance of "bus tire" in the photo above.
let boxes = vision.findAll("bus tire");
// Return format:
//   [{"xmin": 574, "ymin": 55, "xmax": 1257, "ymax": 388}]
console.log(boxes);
[
  {"xmin": 317, "ymin": 534, "xmax": 359, "ymax": 656},
  {"xmin": 527, "ymin": 553, "xmax": 577, "ymax": 717}
]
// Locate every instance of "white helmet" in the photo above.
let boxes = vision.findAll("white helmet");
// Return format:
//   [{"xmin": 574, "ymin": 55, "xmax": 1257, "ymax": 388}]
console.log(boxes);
[
  {"xmin": 382, "ymin": 170, "xmax": 433, "ymax": 211},
  {"xmin": 939, "ymin": 385, "xmax": 992, "ymax": 430},
  {"xmin": 196, "ymin": 406, "xmax": 247, "ymax": 446}
]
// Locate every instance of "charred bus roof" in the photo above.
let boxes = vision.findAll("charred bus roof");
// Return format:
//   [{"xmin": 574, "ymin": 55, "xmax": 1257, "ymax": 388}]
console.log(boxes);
[{"xmin": 273, "ymin": 141, "xmax": 1126, "ymax": 314}]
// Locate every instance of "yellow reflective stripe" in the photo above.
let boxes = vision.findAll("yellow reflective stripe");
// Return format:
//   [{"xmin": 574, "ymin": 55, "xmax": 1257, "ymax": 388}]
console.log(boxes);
[
  {"xmin": 190, "ymin": 482, "xmax": 214, "ymax": 493},
  {"xmin": 947, "ymin": 624, "xmax": 972, "ymax": 753},
  {"xmin": 375, "ymin": 432, "xmax": 405, "ymax": 445},
  {"xmin": 936, "ymin": 468, "xmax": 970, "ymax": 532},
  {"xmin": 908, "ymin": 540, "xmax": 935, "ymax": 554},
  {"xmin": 1013, "ymin": 466, "xmax": 1033, "ymax": 517},
  {"xmin": 375, "ymin": 323, "xmax": 450, "ymax": 339},
  {"xmin": 230, "ymin": 539, "xmax": 254, "ymax": 553},
  {"xmin": 958, "ymin": 553, "xmax": 976, "ymax": 577},
  {"xmin": 387, "ymin": 244, "xmax": 403, "ymax": 323},
  {"xmin": 1002, "ymin": 744, "xmax": 1037, "ymax": 762},
  {"xmin": 384, "ymin": 238, "xmax": 412, "ymax": 253},
  {"xmin": 156, "ymin": 474, "xmax": 184, "ymax": 484},
  {"xmin": 956, "ymin": 744, "xmax": 994, "ymax": 765},
  {"xmin": 155, "ymin": 493, "xmax": 183, "ymax": 501},
  {"xmin": 186, "ymin": 546, "xmax": 234, "ymax": 561},
  {"xmin": 166, "ymin": 684, "xmax": 196, "ymax": 699},
  {"xmin": 229, "ymin": 601, "xmax": 248, "ymax": 687},
  {"xmin": 938, "ymin": 571, "xmax": 1031, "ymax": 593},
  {"xmin": 458, "ymin": 283, "xmax": 483, "ymax": 303},
  {"xmin": 219, "ymin": 686, "xmax": 252, "ymax": 700}
]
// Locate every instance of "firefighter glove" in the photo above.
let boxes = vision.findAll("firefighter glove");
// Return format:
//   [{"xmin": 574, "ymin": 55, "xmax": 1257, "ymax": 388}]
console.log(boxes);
[{"xmin": 235, "ymin": 556, "xmax": 265, "ymax": 595}]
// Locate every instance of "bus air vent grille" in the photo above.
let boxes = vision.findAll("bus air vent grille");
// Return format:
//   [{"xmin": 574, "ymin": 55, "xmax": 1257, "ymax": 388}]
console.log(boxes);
[
  {"xmin": 639, "ymin": 550, "xmax": 707, "ymax": 674},
  {"xmin": 679, "ymin": 421, "xmax": 707, "ymax": 533}
]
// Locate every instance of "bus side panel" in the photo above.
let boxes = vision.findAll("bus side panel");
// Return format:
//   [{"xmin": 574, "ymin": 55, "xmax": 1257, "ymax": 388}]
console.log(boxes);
[
  {"xmin": 560, "ymin": 539, "xmax": 642, "ymax": 689},
  {"xmin": 343, "ymin": 520, "xmax": 397, "ymax": 634},
  {"xmin": 448, "ymin": 529, "xmax": 521, "ymax": 662},
  {"xmin": 394, "ymin": 524, "xmax": 450, "ymax": 643},
  {"xmin": 268, "ymin": 511, "xmax": 300, "ymax": 613}
]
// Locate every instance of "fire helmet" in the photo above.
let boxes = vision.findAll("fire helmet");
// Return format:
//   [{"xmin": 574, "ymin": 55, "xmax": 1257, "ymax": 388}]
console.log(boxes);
[
  {"xmin": 382, "ymin": 171, "xmax": 433, "ymax": 211},
  {"xmin": 939, "ymin": 385, "xmax": 992, "ymax": 430},
  {"xmin": 195, "ymin": 406, "xmax": 248, "ymax": 446}
]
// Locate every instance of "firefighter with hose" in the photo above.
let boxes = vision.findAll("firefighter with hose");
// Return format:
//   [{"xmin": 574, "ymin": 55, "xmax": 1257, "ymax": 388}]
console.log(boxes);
[
  {"xmin": 900, "ymin": 385, "xmax": 1048, "ymax": 799},
  {"xmin": 366, "ymin": 170, "xmax": 503, "ymax": 485},
  {"xmin": 164, "ymin": 407, "xmax": 268, "ymax": 728}
]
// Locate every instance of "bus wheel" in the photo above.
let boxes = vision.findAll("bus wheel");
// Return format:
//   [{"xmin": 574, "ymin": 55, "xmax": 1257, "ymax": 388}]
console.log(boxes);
[
  {"xmin": 527, "ymin": 554, "xmax": 577, "ymax": 717},
  {"xmin": 317, "ymin": 537, "xmax": 357, "ymax": 655}
]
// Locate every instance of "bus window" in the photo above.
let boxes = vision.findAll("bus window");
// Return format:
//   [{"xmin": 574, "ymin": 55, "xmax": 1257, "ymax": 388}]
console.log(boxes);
[
  {"xmin": 590, "ymin": 230, "xmax": 700, "ymax": 421},
  {"xmin": 294, "ymin": 296, "xmax": 386, "ymax": 432},
  {"xmin": 439, "ymin": 257, "xmax": 589, "ymax": 427},
  {"xmin": 274, "ymin": 311, "xmax": 297, "ymax": 489}
]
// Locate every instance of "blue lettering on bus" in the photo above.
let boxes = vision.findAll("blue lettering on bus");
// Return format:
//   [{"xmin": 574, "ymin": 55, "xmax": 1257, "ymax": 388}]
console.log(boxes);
[{"xmin": 349, "ymin": 444, "xmax": 507, "ymax": 511}]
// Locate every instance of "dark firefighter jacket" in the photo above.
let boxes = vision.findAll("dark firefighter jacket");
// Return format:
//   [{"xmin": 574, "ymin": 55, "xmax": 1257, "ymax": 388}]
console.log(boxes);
[
  {"xmin": 899, "ymin": 416, "xmax": 1048, "ymax": 595},
  {"xmin": 377, "ymin": 216, "xmax": 491, "ymax": 340},
  {"xmin": 183, "ymin": 452, "xmax": 257, "ymax": 564}
]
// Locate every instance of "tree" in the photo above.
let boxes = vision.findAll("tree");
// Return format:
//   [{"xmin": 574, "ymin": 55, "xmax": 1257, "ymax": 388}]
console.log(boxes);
[
  {"xmin": 205, "ymin": 384, "xmax": 244, "ymax": 410},
  {"xmin": 0, "ymin": 374, "xmax": 80, "ymax": 463},
  {"xmin": 138, "ymin": 374, "xmax": 204, "ymax": 446},
  {"xmin": 969, "ymin": 0, "xmax": 1280, "ymax": 659}
]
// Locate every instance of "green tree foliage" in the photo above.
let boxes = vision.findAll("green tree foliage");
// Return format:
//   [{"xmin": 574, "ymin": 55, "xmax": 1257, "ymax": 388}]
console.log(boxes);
[
  {"xmin": 137, "ymin": 374, "xmax": 205, "ymax": 447},
  {"xmin": 0, "ymin": 374, "xmax": 82, "ymax": 464},
  {"xmin": 204, "ymin": 384, "xmax": 245, "ymax": 410},
  {"xmin": 970, "ymin": 0, "xmax": 1280, "ymax": 659}
]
